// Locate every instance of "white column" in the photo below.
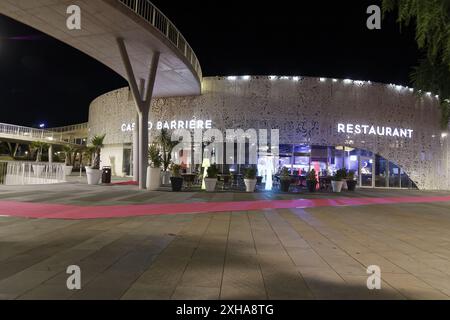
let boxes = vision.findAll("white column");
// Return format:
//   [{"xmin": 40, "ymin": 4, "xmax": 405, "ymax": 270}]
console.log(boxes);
[
  {"xmin": 48, "ymin": 145, "xmax": 53, "ymax": 165},
  {"xmin": 132, "ymin": 113, "xmax": 139, "ymax": 182}
]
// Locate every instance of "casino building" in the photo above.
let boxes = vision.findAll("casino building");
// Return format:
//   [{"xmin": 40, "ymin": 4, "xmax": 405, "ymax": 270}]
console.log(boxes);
[{"xmin": 88, "ymin": 76, "xmax": 450, "ymax": 191}]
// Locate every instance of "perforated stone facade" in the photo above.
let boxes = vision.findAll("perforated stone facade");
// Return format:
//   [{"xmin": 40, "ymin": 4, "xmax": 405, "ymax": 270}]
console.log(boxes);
[{"xmin": 88, "ymin": 76, "xmax": 450, "ymax": 190}]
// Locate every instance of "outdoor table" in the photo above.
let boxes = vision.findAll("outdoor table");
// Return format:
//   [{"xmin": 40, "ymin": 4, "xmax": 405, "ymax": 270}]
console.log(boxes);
[{"xmin": 181, "ymin": 173, "xmax": 197, "ymax": 190}]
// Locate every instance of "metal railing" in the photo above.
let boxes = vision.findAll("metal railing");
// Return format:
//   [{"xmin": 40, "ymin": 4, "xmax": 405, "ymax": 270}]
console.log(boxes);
[
  {"xmin": 0, "ymin": 161, "xmax": 65, "ymax": 186},
  {"xmin": 0, "ymin": 122, "xmax": 84, "ymax": 145},
  {"xmin": 117, "ymin": 0, "xmax": 202, "ymax": 80},
  {"xmin": 48, "ymin": 123, "xmax": 89, "ymax": 134}
]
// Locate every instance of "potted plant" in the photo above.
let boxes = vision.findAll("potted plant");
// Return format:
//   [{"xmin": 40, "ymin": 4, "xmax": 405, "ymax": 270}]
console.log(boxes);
[
  {"xmin": 30, "ymin": 142, "xmax": 48, "ymax": 176},
  {"xmin": 147, "ymin": 144, "xmax": 162, "ymax": 191},
  {"xmin": 279, "ymin": 167, "xmax": 291, "ymax": 192},
  {"xmin": 306, "ymin": 169, "xmax": 318, "ymax": 192},
  {"xmin": 331, "ymin": 168, "xmax": 347, "ymax": 193},
  {"xmin": 170, "ymin": 164, "xmax": 183, "ymax": 192},
  {"xmin": 204, "ymin": 164, "xmax": 219, "ymax": 192},
  {"xmin": 243, "ymin": 167, "xmax": 257, "ymax": 192},
  {"xmin": 155, "ymin": 129, "xmax": 178, "ymax": 185},
  {"xmin": 63, "ymin": 145, "xmax": 76, "ymax": 176},
  {"xmin": 346, "ymin": 170, "xmax": 357, "ymax": 191},
  {"xmin": 86, "ymin": 134, "xmax": 105, "ymax": 185}
]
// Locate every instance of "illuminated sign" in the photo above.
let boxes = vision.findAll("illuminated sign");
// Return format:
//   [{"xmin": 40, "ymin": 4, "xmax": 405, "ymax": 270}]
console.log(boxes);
[
  {"xmin": 337, "ymin": 123, "xmax": 413, "ymax": 138},
  {"xmin": 121, "ymin": 120, "xmax": 213, "ymax": 132}
]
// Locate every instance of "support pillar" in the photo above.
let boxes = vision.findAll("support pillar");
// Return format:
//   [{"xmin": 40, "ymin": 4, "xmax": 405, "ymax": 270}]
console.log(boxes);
[
  {"xmin": 132, "ymin": 113, "xmax": 139, "ymax": 182},
  {"xmin": 48, "ymin": 145, "xmax": 53, "ymax": 165},
  {"xmin": 117, "ymin": 37, "xmax": 160, "ymax": 190}
]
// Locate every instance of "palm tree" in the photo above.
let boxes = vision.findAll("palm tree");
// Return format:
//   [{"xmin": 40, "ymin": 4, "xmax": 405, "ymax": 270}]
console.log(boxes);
[
  {"xmin": 63, "ymin": 145, "xmax": 76, "ymax": 166},
  {"xmin": 90, "ymin": 134, "xmax": 106, "ymax": 169},
  {"xmin": 154, "ymin": 129, "xmax": 178, "ymax": 171},
  {"xmin": 30, "ymin": 141, "xmax": 49, "ymax": 162}
]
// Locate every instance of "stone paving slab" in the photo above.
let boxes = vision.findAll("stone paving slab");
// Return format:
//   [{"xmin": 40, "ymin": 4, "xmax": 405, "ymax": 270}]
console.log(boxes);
[{"xmin": 0, "ymin": 185, "xmax": 449, "ymax": 300}]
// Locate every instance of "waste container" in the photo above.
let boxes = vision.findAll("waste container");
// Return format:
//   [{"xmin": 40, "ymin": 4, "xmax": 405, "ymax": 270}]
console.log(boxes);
[{"xmin": 102, "ymin": 166, "xmax": 112, "ymax": 184}]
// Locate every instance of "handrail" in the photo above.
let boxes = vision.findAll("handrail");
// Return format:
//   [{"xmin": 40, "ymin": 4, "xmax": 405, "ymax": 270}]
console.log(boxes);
[
  {"xmin": 0, "ymin": 160, "xmax": 65, "ymax": 185},
  {"xmin": 0, "ymin": 122, "xmax": 84, "ymax": 145},
  {"xmin": 48, "ymin": 123, "xmax": 89, "ymax": 133},
  {"xmin": 117, "ymin": 0, "xmax": 202, "ymax": 81}
]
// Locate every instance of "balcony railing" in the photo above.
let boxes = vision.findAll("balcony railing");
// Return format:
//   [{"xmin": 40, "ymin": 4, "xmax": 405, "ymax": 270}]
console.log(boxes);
[
  {"xmin": 117, "ymin": 0, "xmax": 202, "ymax": 80},
  {"xmin": 0, "ymin": 123, "xmax": 84, "ymax": 145},
  {"xmin": 48, "ymin": 123, "xmax": 88, "ymax": 133}
]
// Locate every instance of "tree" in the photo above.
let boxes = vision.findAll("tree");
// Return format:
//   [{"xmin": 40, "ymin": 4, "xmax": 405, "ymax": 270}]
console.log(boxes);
[
  {"xmin": 154, "ymin": 129, "xmax": 178, "ymax": 172},
  {"xmin": 63, "ymin": 145, "xmax": 77, "ymax": 166},
  {"xmin": 383, "ymin": 0, "xmax": 450, "ymax": 127},
  {"xmin": 30, "ymin": 142, "xmax": 49, "ymax": 162},
  {"xmin": 89, "ymin": 134, "xmax": 106, "ymax": 169}
]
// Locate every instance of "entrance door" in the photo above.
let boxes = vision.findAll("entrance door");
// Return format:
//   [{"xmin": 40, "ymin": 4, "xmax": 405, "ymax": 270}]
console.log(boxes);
[{"xmin": 123, "ymin": 148, "xmax": 132, "ymax": 177}]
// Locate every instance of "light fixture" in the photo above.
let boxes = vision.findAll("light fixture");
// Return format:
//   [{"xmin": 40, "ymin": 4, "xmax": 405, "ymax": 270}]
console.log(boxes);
[
  {"xmin": 292, "ymin": 76, "xmax": 300, "ymax": 82},
  {"xmin": 395, "ymin": 85, "xmax": 403, "ymax": 91},
  {"xmin": 242, "ymin": 75, "xmax": 251, "ymax": 80},
  {"xmin": 332, "ymin": 79, "xmax": 338, "ymax": 82},
  {"xmin": 442, "ymin": 133, "xmax": 448, "ymax": 138},
  {"xmin": 319, "ymin": 78, "xmax": 326, "ymax": 82},
  {"xmin": 343, "ymin": 79, "xmax": 352, "ymax": 84},
  {"xmin": 280, "ymin": 76, "xmax": 289, "ymax": 80},
  {"xmin": 409, "ymin": 88, "xmax": 414, "ymax": 92},
  {"xmin": 269, "ymin": 76, "xmax": 277, "ymax": 80},
  {"xmin": 354, "ymin": 80, "xmax": 364, "ymax": 86},
  {"xmin": 227, "ymin": 76, "xmax": 237, "ymax": 81},
  {"xmin": 426, "ymin": 92, "xmax": 432, "ymax": 96}
]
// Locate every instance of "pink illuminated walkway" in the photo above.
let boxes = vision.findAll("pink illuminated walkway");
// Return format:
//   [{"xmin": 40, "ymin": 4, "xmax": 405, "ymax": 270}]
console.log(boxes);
[{"xmin": 1, "ymin": 195, "xmax": 450, "ymax": 220}]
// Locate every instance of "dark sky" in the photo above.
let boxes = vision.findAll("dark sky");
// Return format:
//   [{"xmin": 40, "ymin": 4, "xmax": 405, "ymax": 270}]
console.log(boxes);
[{"xmin": 0, "ymin": 0, "xmax": 418, "ymax": 128}]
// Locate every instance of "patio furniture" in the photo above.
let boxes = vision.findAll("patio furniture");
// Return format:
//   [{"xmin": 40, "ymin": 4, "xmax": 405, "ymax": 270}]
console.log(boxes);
[{"xmin": 181, "ymin": 173, "xmax": 197, "ymax": 190}]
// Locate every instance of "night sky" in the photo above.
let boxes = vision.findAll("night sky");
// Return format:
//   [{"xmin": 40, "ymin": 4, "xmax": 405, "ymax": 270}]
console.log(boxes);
[{"xmin": 0, "ymin": 0, "xmax": 418, "ymax": 128}]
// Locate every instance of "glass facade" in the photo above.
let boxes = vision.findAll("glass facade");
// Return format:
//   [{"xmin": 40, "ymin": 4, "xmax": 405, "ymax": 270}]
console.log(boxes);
[{"xmin": 270, "ymin": 145, "xmax": 416, "ymax": 189}]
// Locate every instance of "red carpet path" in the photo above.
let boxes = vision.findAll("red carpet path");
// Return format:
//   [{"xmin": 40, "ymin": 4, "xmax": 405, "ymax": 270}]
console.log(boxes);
[{"xmin": 0, "ymin": 195, "xmax": 450, "ymax": 220}]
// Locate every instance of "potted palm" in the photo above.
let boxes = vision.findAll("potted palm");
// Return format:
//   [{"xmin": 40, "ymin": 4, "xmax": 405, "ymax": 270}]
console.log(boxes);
[
  {"xmin": 170, "ymin": 164, "xmax": 183, "ymax": 192},
  {"xmin": 205, "ymin": 164, "xmax": 219, "ymax": 192},
  {"xmin": 244, "ymin": 167, "xmax": 257, "ymax": 192},
  {"xmin": 331, "ymin": 168, "xmax": 347, "ymax": 193},
  {"xmin": 86, "ymin": 134, "xmax": 105, "ymax": 185},
  {"xmin": 147, "ymin": 144, "xmax": 162, "ymax": 191},
  {"xmin": 63, "ymin": 145, "xmax": 75, "ymax": 176},
  {"xmin": 306, "ymin": 169, "xmax": 318, "ymax": 192},
  {"xmin": 346, "ymin": 170, "xmax": 357, "ymax": 191},
  {"xmin": 279, "ymin": 167, "xmax": 291, "ymax": 192},
  {"xmin": 155, "ymin": 129, "xmax": 178, "ymax": 185}
]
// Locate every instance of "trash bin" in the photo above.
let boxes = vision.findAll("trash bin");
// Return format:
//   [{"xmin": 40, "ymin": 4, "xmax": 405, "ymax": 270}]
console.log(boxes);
[{"xmin": 102, "ymin": 166, "xmax": 112, "ymax": 184}]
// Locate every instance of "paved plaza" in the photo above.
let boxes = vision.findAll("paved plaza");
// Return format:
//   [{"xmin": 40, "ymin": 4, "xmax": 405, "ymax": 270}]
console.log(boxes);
[{"xmin": 0, "ymin": 181, "xmax": 450, "ymax": 300}]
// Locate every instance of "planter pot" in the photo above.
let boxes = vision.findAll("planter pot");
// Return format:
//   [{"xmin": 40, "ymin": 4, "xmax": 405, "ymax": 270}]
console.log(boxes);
[
  {"xmin": 64, "ymin": 165, "xmax": 73, "ymax": 176},
  {"xmin": 347, "ymin": 180, "xmax": 357, "ymax": 191},
  {"xmin": 32, "ymin": 164, "xmax": 45, "ymax": 177},
  {"xmin": 170, "ymin": 177, "xmax": 183, "ymax": 192},
  {"xmin": 204, "ymin": 178, "xmax": 218, "ymax": 192},
  {"xmin": 244, "ymin": 179, "xmax": 257, "ymax": 193},
  {"xmin": 86, "ymin": 167, "xmax": 102, "ymax": 185},
  {"xmin": 161, "ymin": 171, "xmax": 171, "ymax": 185},
  {"xmin": 331, "ymin": 180, "xmax": 344, "ymax": 193},
  {"xmin": 280, "ymin": 179, "xmax": 291, "ymax": 192},
  {"xmin": 146, "ymin": 167, "xmax": 161, "ymax": 191},
  {"xmin": 307, "ymin": 180, "xmax": 317, "ymax": 192}
]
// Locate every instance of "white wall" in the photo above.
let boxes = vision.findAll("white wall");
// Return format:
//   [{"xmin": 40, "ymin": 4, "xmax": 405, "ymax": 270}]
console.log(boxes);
[{"xmin": 100, "ymin": 144, "xmax": 126, "ymax": 177}]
